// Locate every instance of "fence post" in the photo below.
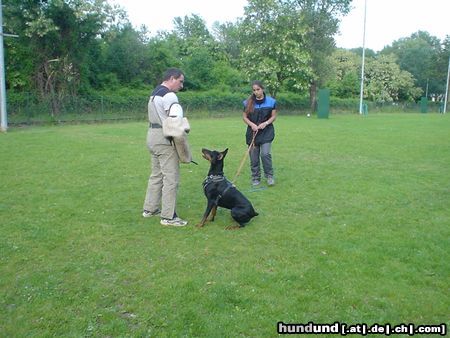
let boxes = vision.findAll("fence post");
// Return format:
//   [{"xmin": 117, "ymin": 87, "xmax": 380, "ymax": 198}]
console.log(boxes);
[
  {"xmin": 362, "ymin": 102, "xmax": 368, "ymax": 116},
  {"xmin": 101, "ymin": 96, "xmax": 104, "ymax": 120}
]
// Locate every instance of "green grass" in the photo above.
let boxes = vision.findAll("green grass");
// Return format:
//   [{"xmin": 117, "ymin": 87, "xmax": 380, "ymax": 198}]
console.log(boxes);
[{"xmin": 1, "ymin": 113, "xmax": 449, "ymax": 337}]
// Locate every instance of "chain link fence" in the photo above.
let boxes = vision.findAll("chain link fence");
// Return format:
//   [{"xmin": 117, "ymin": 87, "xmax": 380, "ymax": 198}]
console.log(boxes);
[{"xmin": 6, "ymin": 93, "xmax": 445, "ymax": 126}]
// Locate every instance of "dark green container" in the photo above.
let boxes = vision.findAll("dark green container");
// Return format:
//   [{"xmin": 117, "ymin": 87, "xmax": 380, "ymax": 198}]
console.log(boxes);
[
  {"xmin": 318, "ymin": 89, "xmax": 330, "ymax": 119},
  {"xmin": 420, "ymin": 97, "xmax": 428, "ymax": 113}
]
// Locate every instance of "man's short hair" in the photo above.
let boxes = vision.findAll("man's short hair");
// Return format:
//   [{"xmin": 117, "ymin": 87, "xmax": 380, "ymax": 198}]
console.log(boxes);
[{"xmin": 162, "ymin": 68, "xmax": 184, "ymax": 81}]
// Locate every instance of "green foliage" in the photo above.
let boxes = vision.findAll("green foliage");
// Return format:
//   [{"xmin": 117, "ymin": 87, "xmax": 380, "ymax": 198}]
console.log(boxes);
[
  {"xmin": 381, "ymin": 31, "xmax": 444, "ymax": 96},
  {"xmin": 103, "ymin": 25, "xmax": 149, "ymax": 85},
  {"xmin": 281, "ymin": 0, "xmax": 352, "ymax": 108},
  {"xmin": 1, "ymin": 115, "xmax": 449, "ymax": 336},
  {"xmin": 365, "ymin": 55, "xmax": 422, "ymax": 102},
  {"xmin": 179, "ymin": 91, "xmax": 313, "ymax": 114},
  {"xmin": 183, "ymin": 49, "xmax": 216, "ymax": 90},
  {"xmin": 94, "ymin": 73, "xmax": 121, "ymax": 90},
  {"xmin": 173, "ymin": 14, "xmax": 215, "ymax": 48},
  {"xmin": 329, "ymin": 96, "xmax": 360, "ymax": 112},
  {"xmin": 350, "ymin": 47, "xmax": 377, "ymax": 58},
  {"xmin": 9, "ymin": 88, "xmax": 444, "ymax": 126},
  {"xmin": 326, "ymin": 49, "xmax": 423, "ymax": 102},
  {"xmin": 4, "ymin": 0, "xmax": 118, "ymax": 102},
  {"xmin": 294, "ymin": 0, "xmax": 352, "ymax": 75},
  {"xmin": 210, "ymin": 61, "xmax": 247, "ymax": 90},
  {"xmin": 273, "ymin": 92, "xmax": 311, "ymax": 112},
  {"xmin": 326, "ymin": 49, "xmax": 360, "ymax": 98},
  {"xmin": 179, "ymin": 90, "xmax": 244, "ymax": 113},
  {"xmin": 144, "ymin": 38, "xmax": 183, "ymax": 87},
  {"xmin": 239, "ymin": 0, "xmax": 312, "ymax": 96},
  {"xmin": 3, "ymin": 0, "xmax": 449, "ymax": 108},
  {"xmin": 172, "ymin": 13, "xmax": 222, "ymax": 64},
  {"xmin": 212, "ymin": 22, "xmax": 242, "ymax": 66}
]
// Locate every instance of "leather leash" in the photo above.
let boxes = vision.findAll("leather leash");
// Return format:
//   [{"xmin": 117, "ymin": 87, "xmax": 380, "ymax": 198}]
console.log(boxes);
[{"xmin": 231, "ymin": 130, "xmax": 258, "ymax": 184}]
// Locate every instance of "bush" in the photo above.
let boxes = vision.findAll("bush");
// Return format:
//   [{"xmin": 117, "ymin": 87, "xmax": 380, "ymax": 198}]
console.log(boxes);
[
  {"xmin": 276, "ymin": 93, "xmax": 310, "ymax": 114},
  {"xmin": 7, "ymin": 88, "xmax": 438, "ymax": 125},
  {"xmin": 179, "ymin": 90, "xmax": 243, "ymax": 115}
]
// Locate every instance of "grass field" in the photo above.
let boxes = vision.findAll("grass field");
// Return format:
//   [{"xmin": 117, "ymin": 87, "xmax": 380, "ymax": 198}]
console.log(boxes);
[{"xmin": 1, "ymin": 113, "xmax": 449, "ymax": 337}]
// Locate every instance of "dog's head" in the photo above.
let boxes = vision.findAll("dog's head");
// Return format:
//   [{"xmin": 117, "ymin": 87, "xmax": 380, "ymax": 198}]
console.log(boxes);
[{"xmin": 201, "ymin": 148, "xmax": 228, "ymax": 164}]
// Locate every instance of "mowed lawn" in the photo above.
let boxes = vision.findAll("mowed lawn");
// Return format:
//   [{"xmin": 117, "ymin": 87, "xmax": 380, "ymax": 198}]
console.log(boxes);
[{"xmin": 1, "ymin": 113, "xmax": 449, "ymax": 337}]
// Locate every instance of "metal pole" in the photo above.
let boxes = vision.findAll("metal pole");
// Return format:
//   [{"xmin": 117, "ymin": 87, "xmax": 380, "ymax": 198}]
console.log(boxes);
[
  {"xmin": 358, "ymin": 0, "xmax": 367, "ymax": 114},
  {"xmin": 0, "ymin": 0, "xmax": 7, "ymax": 132},
  {"xmin": 444, "ymin": 56, "xmax": 450, "ymax": 114}
]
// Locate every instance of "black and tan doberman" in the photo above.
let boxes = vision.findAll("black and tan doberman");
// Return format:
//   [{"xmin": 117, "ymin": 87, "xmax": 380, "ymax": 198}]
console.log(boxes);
[{"xmin": 197, "ymin": 148, "xmax": 258, "ymax": 229}]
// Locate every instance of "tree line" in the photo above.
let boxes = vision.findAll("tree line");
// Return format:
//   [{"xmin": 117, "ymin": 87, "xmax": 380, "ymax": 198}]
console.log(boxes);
[{"xmin": 4, "ymin": 0, "xmax": 450, "ymax": 116}]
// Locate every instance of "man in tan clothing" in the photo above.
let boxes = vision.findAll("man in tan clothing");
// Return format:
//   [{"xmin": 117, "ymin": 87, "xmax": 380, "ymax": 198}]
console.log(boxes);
[{"xmin": 143, "ymin": 68, "xmax": 187, "ymax": 226}]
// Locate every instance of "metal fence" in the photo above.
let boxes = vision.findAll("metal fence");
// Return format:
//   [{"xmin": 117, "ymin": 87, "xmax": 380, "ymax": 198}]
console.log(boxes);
[
  {"xmin": 8, "ymin": 94, "xmax": 148, "ymax": 125},
  {"xmin": 6, "ymin": 94, "xmax": 446, "ymax": 126}
]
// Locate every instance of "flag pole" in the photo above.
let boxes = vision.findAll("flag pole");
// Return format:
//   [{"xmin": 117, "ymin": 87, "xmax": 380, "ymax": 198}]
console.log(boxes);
[
  {"xmin": 444, "ymin": 55, "xmax": 450, "ymax": 114},
  {"xmin": 358, "ymin": 0, "xmax": 367, "ymax": 115},
  {"xmin": 0, "ymin": 0, "xmax": 7, "ymax": 131}
]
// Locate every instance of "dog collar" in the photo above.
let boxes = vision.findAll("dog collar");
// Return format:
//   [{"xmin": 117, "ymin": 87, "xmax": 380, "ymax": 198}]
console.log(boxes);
[
  {"xmin": 203, "ymin": 174, "xmax": 226, "ymax": 187},
  {"xmin": 202, "ymin": 175, "xmax": 236, "ymax": 203}
]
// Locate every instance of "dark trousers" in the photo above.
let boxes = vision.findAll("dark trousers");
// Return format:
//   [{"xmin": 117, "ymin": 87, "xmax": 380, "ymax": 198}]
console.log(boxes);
[{"xmin": 249, "ymin": 142, "xmax": 273, "ymax": 180}]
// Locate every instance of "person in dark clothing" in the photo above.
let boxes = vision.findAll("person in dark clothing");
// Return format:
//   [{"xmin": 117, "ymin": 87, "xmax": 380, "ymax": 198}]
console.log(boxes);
[{"xmin": 242, "ymin": 80, "xmax": 277, "ymax": 186}]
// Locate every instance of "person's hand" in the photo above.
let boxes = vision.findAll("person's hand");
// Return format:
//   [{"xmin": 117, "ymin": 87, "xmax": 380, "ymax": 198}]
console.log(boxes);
[
  {"xmin": 258, "ymin": 122, "xmax": 269, "ymax": 130},
  {"xmin": 251, "ymin": 123, "xmax": 259, "ymax": 132}
]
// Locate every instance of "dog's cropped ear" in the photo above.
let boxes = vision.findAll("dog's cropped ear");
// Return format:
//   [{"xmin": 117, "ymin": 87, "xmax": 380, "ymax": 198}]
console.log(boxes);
[
  {"xmin": 218, "ymin": 148, "xmax": 228, "ymax": 160},
  {"xmin": 202, "ymin": 148, "xmax": 212, "ymax": 161}
]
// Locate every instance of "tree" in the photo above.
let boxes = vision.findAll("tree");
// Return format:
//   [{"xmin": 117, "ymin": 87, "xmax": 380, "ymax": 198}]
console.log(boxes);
[
  {"xmin": 103, "ymin": 24, "xmax": 149, "ymax": 86},
  {"xmin": 364, "ymin": 54, "xmax": 421, "ymax": 102},
  {"xmin": 441, "ymin": 36, "xmax": 450, "ymax": 104},
  {"xmin": 326, "ymin": 48, "xmax": 360, "ymax": 98},
  {"xmin": 168, "ymin": 14, "xmax": 221, "ymax": 90},
  {"xmin": 326, "ymin": 49, "xmax": 422, "ymax": 102},
  {"xmin": 172, "ymin": 14, "xmax": 219, "ymax": 58},
  {"xmin": 349, "ymin": 47, "xmax": 376, "ymax": 58},
  {"xmin": 4, "ymin": 0, "xmax": 124, "ymax": 112},
  {"xmin": 281, "ymin": 0, "xmax": 352, "ymax": 109},
  {"xmin": 239, "ymin": 0, "xmax": 311, "ymax": 97},
  {"xmin": 212, "ymin": 21, "xmax": 242, "ymax": 67},
  {"xmin": 381, "ymin": 31, "xmax": 442, "ymax": 98},
  {"xmin": 144, "ymin": 37, "xmax": 183, "ymax": 87},
  {"xmin": 183, "ymin": 49, "xmax": 215, "ymax": 90}
]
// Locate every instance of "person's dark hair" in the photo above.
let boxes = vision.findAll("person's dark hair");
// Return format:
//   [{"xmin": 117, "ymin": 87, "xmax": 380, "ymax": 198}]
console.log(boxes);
[
  {"xmin": 252, "ymin": 80, "xmax": 264, "ymax": 90},
  {"xmin": 245, "ymin": 80, "xmax": 265, "ymax": 114},
  {"xmin": 162, "ymin": 68, "xmax": 184, "ymax": 81}
]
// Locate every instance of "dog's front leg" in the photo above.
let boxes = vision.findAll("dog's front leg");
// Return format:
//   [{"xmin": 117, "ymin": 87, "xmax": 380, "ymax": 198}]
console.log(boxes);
[
  {"xmin": 196, "ymin": 201, "xmax": 216, "ymax": 228},
  {"xmin": 209, "ymin": 205, "xmax": 217, "ymax": 222}
]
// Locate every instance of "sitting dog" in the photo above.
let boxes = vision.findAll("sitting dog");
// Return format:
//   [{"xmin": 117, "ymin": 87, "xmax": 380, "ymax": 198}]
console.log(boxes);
[{"xmin": 197, "ymin": 148, "xmax": 258, "ymax": 229}]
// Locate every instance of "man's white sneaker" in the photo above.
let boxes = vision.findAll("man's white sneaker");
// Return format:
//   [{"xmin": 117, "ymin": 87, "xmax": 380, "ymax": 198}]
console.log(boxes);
[
  {"xmin": 160, "ymin": 217, "xmax": 188, "ymax": 226},
  {"xmin": 142, "ymin": 210, "xmax": 160, "ymax": 218}
]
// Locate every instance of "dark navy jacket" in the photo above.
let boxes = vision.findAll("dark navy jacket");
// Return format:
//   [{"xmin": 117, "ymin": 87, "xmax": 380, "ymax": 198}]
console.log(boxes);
[{"xmin": 243, "ymin": 94, "xmax": 276, "ymax": 145}]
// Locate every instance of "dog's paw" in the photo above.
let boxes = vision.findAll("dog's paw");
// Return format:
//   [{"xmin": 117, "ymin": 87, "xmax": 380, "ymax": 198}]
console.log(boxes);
[
  {"xmin": 196, "ymin": 223, "xmax": 205, "ymax": 228},
  {"xmin": 225, "ymin": 225, "xmax": 241, "ymax": 230}
]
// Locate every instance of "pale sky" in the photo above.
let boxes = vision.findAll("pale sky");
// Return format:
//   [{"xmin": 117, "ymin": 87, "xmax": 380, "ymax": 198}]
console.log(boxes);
[{"xmin": 111, "ymin": 0, "xmax": 449, "ymax": 52}]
